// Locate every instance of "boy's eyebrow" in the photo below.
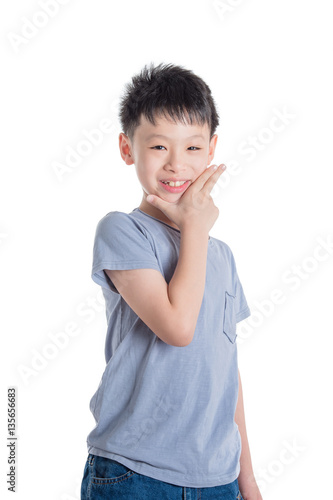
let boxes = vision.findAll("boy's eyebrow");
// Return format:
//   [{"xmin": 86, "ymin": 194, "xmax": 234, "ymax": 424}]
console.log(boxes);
[{"xmin": 145, "ymin": 133, "xmax": 205, "ymax": 141}]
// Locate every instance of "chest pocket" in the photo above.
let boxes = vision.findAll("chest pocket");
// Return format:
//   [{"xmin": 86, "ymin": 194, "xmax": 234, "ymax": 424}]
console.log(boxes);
[{"xmin": 223, "ymin": 291, "xmax": 237, "ymax": 343}]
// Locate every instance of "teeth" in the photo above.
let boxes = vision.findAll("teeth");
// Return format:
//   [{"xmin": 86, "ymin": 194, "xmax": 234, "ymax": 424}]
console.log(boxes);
[{"xmin": 162, "ymin": 180, "xmax": 187, "ymax": 187}]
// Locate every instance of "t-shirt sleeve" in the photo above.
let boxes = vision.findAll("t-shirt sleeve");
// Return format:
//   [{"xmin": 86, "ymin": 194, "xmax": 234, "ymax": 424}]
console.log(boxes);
[
  {"xmin": 229, "ymin": 248, "xmax": 251, "ymax": 323},
  {"xmin": 91, "ymin": 211, "xmax": 161, "ymax": 294}
]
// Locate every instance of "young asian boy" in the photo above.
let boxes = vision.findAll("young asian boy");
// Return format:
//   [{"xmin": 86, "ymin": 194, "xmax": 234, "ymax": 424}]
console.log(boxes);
[{"xmin": 80, "ymin": 62, "xmax": 262, "ymax": 500}]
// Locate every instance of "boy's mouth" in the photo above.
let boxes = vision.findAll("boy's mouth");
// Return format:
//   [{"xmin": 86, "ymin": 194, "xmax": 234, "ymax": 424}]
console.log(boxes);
[
  {"xmin": 159, "ymin": 179, "xmax": 191, "ymax": 193},
  {"xmin": 160, "ymin": 179, "xmax": 188, "ymax": 187}
]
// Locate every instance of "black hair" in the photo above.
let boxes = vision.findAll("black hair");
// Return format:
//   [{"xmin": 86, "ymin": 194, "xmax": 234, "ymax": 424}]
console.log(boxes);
[{"xmin": 118, "ymin": 62, "xmax": 220, "ymax": 143}]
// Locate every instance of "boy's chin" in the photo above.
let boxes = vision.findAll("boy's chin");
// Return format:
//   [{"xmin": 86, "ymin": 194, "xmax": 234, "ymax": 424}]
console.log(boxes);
[
  {"xmin": 158, "ymin": 186, "xmax": 189, "ymax": 199},
  {"xmin": 145, "ymin": 191, "xmax": 184, "ymax": 201},
  {"xmin": 161, "ymin": 192, "xmax": 184, "ymax": 202}
]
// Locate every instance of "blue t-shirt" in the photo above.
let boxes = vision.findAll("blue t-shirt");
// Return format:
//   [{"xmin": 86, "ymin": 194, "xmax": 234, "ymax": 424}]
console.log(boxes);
[{"xmin": 86, "ymin": 207, "xmax": 251, "ymax": 488}]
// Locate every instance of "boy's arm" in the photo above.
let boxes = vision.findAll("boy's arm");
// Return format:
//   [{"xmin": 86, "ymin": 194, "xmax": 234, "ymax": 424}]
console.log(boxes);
[
  {"xmin": 235, "ymin": 369, "xmax": 263, "ymax": 500},
  {"xmin": 105, "ymin": 223, "xmax": 209, "ymax": 347}
]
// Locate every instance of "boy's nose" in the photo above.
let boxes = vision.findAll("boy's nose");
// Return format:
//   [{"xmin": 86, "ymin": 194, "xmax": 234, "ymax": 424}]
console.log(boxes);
[
  {"xmin": 164, "ymin": 155, "xmax": 186, "ymax": 173},
  {"xmin": 165, "ymin": 165, "xmax": 186, "ymax": 174}
]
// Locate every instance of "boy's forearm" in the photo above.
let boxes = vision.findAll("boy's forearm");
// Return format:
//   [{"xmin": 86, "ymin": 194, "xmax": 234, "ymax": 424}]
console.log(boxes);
[
  {"xmin": 167, "ymin": 224, "xmax": 209, "ymax": 341},
  {"xmin": 235, "ymin": 369, "xmax": 257, "ymax": 487}
]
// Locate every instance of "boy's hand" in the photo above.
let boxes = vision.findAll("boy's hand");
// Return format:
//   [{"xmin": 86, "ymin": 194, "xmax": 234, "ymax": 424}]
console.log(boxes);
[{"xmin": 146, "ymin": 164, "xmax": 226, "ymax": 233}]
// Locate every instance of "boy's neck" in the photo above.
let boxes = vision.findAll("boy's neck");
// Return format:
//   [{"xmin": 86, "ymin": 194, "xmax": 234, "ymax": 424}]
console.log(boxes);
[{"xmin": 138, "ymin": 198, "xmax": 180, "ymax": 231}]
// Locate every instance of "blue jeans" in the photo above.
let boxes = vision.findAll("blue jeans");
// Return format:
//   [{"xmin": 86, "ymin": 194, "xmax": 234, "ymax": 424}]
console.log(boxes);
[{"xmin": 81, "ymin": 453, "xmax": 244, "ymax": 499}]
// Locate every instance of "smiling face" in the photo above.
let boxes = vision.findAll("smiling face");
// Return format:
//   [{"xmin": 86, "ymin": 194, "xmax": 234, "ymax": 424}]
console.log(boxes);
[{"xmin": 119, "ymin": 113, "xmax": 218, "ymax": 229}]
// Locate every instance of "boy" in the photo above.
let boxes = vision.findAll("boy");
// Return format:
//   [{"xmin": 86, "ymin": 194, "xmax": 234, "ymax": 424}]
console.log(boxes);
[{"xmin": 81, "ymin": 63, "xmax": 262, "ymax": 500}]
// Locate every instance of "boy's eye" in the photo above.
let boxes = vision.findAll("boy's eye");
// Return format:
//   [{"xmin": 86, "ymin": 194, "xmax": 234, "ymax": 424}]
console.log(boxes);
[{"xmin": 150, "ymin": 146, "xmax": 201, "ymax": 151}]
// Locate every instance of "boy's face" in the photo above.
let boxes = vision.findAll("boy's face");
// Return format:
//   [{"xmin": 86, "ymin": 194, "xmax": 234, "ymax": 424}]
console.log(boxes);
[{"xmin": 119, "ymin": 113, "xmax": 218, "ymax": 227}]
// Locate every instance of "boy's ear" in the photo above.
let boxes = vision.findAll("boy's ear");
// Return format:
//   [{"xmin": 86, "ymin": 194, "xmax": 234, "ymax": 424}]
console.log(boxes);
[
  {"xmin": 119, "ymin": 133, "xmax": 134, "ymax": 165},
  {"xmin": 207, "ymin": 134, "xmax": 218, "ymax": 165}
]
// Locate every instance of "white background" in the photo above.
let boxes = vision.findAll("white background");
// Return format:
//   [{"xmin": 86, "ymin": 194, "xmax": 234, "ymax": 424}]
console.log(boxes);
[{"xmin": 1, "ymin": 0, "xmax": 332, "ymax": 498}]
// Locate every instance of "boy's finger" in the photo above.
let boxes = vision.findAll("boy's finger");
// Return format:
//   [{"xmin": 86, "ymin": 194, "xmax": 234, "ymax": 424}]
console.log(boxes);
[
  {"xmin": 146, "ymin": 194, "xmax": 174, "ymax": 213},
  {"xmin": 199, "ymin": 165, "xmax": 225, "ymax": 196},
  {"xmin": 191, "ymin": 164, "xmax": 226, "ymax": 192},
  {"xmin": 201, "ymin": 165, "xmax": 226, "ymax": 191}
]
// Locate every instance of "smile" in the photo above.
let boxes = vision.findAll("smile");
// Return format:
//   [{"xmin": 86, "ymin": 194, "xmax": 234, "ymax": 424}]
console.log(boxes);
[
  {"xmin": 159, "ymin": 180, "xmax": 190, "ymax": 193},
  {"xmin": 161, "ymin": 180, "xmax": 187, "ymax": 186}
]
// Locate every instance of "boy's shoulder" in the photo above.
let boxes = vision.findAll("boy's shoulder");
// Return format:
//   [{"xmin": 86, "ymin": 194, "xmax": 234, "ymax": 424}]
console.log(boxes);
[
  {"xmin": 96, "ymin": 209, "xmax": 177, "ymax": 237},
  {"xmin": 209, "ymin": 234, "xmax": 234, "ymax": 258},
  {"xmin": 96, "ymin": 209, "xmax": 145, "ymax": 230},
  {"xmin": 95, "ymin": 209, "xmax": 157, "ymax": 245},
  {"xmin": 98, "ymin": 210, "xmax": 131, "ymax": 223}
]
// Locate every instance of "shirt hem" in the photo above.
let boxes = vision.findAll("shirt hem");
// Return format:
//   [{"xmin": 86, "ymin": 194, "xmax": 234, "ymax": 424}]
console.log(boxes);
[
  {"xmin": 91, "ymin": 261, "xmax": 161, "ymax": 289},
  {"xmin": 86, "ymin": 444, "xmax": 240, "ymax": 488},
  {"xmin": 92, "ymin": 260, "xmax": 161, "ymax": 274},
  {"xmin": 236, "ymin": 306, "xmax": 251, "ymax": 323}
]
